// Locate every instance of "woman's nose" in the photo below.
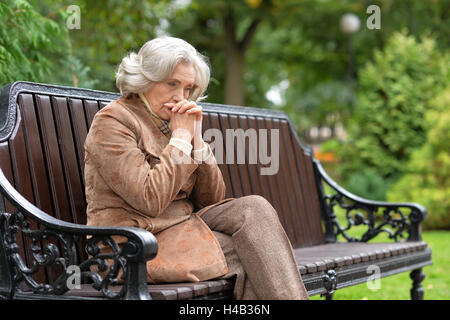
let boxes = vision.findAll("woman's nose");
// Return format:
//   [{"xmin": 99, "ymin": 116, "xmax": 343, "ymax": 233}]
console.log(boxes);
[{"xmin": 172, "ymin": 88, "xmax": 184, "ymax": 103}]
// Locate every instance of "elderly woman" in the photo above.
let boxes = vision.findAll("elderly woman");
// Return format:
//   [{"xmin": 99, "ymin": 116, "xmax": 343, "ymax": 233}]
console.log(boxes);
[{"xmin": 84, "ymin": 37, "xmax": 309, "ymax": 300}]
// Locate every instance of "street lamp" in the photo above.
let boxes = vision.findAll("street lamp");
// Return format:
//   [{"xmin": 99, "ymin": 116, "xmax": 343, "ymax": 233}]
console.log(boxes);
[
  {"xmin": 340, "ymin": 13, "xmax": 360, "ymax": 114},
  {"xmin": 340, "ymin": 13, "xmax": 361, "ymax": 35},
  {"xmin": 340, "ymin": 13, "xmax": 360, "ymax": 82}
]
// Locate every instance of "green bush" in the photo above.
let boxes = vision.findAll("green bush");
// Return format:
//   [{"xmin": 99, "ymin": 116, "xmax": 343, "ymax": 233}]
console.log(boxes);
[
  {"xmin": 0, "ymin": 0, "xmax": 97, "ymax": 88},
  {"xmin": 388, "ymin": 86, "xmax": 450, "ymax": 230},
  {"xmin": 337, "ymin": 31, "xmax": 449, "ymax": 201},
  {"xmin": 0, "ymin": 0, "xmax": 65, "ymax": 86},
  {"xmin": 345, "ymin": 167, "xmax": 393, "ymax": 202}
]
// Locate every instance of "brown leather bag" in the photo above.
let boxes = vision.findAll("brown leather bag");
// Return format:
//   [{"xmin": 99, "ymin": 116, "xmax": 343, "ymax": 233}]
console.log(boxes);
[{"xmin": 146, "ymin": 214, "xmax": 228, "ymax": 283}]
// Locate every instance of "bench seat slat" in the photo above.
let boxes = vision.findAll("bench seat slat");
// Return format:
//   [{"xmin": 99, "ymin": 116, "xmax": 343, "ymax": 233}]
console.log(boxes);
[
  {"xmin": 294, "ymin": 241, "xmax": 429, "ymax": 272},
  {"xmin": 62, "ymin": 280, "xmax": 233, "ymax": 300}
]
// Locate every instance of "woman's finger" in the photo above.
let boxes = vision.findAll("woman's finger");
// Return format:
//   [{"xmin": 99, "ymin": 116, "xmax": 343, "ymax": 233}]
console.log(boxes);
[
  {"xmin": 177, "ymin": 101, "xmax": 197, "ymax": 113},
  {"xmin": 186, "ymin": 106, "xmax": 202, "ymax": 114},
  {"xmin": 170, "ymin": 100, "xmax": 188, "ymax": 112},
  {"xmin": 163, "ymin": 102, "xmax": 176, "ymax": 109}
]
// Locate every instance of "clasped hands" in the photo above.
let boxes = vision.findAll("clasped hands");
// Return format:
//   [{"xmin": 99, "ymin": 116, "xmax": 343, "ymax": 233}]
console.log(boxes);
[{"xmin": 165, "ymin": 99, "xmax": 205, "ymax": 150}]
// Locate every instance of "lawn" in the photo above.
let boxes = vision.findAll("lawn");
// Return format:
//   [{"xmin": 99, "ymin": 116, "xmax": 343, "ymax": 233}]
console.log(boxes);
[{"xmin": 310, "ymin": 230, "xmax": 450, "ymax": 300}]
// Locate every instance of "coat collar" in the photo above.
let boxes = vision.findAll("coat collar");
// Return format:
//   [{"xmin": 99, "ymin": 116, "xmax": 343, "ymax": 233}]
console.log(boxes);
[{"xmin": 117, "ymin": 94, "xmax": 170, "ymax": 157}]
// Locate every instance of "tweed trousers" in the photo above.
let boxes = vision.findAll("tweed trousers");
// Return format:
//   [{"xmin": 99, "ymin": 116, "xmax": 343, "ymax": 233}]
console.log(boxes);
[{"xmin": 199, "ymin": 195, "xmax": 309, "ymax": 300}]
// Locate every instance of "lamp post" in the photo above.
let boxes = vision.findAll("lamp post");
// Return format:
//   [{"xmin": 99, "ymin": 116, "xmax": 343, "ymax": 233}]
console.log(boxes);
[
  {"xmin": 340, "ymin": 13, "xmax": 360, "ymax": 112},
  {"xmin": 340, "ymin": 13, "xmax": 360, "ymax": 82}
]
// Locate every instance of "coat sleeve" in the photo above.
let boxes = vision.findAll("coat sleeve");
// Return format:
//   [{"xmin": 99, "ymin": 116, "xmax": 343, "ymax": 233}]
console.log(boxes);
[
  {"xmin": 85, "ymin": 109, "xmax": 198, "ymax": 217},
  {"xmin": 189, "ymin": 143, "xmax": 226, "ymax": 210}
]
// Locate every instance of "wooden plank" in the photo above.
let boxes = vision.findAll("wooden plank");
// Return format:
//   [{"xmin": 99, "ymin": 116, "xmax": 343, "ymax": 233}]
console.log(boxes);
[
  {"xmin": 67, "ymin": 98, "xmax": 88, "ymax": 179},
  {"xmin": 35, "ymin": 94, "xmax": 74, "ymax": 283},
  {"xmin": 250, "ymin": 116, "xmax": 286, "ymax": 235},
  {"xmin": 276, "ymin": 119, "xmax": 313, "ymax": 247},
  {"xmin": 35, "ymin": 95, "xmax": 72, "ymax": 223},
  {"xmin": 218, "ymin": 114, "xmax": 244, "ymax": 198},
  {"xmin": 227, "ymin": 115, "xmax": 254, "ymax": 196},
  {"xmin": 51, "ymin": 96, "xmax": 86, "ymax": 225},
  {"xmin": 51, "ymin": 96, "xmax": 88, "ymax": 261},
  {"xmin": 0, "ymin": 141, "xmax": 28, "ymax": 269},
  {"xmin": 302, "ymin": 151, "xmax": 326, "ymax": 245},
  {"xmin": 246, "ymin": 117, "xmax": 274, "ymax": 204},
  {"xmin": 237, "ymin": 116, "xmax": 264, "ymax": 197},
  {"xmin": 262, "ymin": 118, "xmax": 298, "ymax": 245},
  {"xmin": 291, "ymin": 133, "xmax": 325, "ymax": 246},
  {"xmin": 205, "ymin": 113, "xmax": 234, "ymax": 199},
  {"xmin": 98, "ymin": 101, "xmax": 109, "ymax": 110},
  {"xmin": 148, "ymin": 284, "xmax": 193, "ymax": 299},
  {"xmin": 282, "ymin": 123, "xmax": 318, "ymax": 247},
  {"xmin": 83, "ymin": 99, "xmax": 99, "ymax": 128},
  {"xmin": 8, "ymin": 101, "xmax": 48, "ymax": 285},
  {"xmin": 19, "ymin": 94, "xmax": 54, "ymax": 216},
  {"xmin": 294, "ymin": 242, "xmax": 431, "ymax": 273}
]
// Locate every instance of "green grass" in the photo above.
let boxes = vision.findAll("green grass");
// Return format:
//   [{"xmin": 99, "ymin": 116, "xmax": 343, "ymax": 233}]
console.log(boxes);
[{"xmin": 310, "ymin": 230, "xmax": 450, "ymax": 300}]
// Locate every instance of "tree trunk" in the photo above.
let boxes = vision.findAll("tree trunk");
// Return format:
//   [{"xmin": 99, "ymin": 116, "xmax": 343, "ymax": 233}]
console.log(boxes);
[
  {"xmin": 225, "ymin": 39, "xmax": 245, "ymax": 106},
  {"xmin": 223, "ymin": 12, "xmax": 260, "ymax": 106}
]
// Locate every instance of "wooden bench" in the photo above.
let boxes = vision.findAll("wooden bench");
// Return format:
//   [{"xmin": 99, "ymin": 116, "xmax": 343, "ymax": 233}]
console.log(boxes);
[{"xmin": 0, "ymin": 81, "xmax": 432, "ymax": 300}]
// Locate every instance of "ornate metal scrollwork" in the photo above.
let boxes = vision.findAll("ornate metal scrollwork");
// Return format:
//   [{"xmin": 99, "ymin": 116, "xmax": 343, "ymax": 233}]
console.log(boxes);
[
  {"xmin": 313, "ymin": 157, "xmax": 427, "ymax": 243},
  {"xmin": 324, "ymin": 193, "xmax": 413, "ymax": 242},
  {"xmin": 1, "ymin": 210, "xmax": 133, "ymax": 299}
]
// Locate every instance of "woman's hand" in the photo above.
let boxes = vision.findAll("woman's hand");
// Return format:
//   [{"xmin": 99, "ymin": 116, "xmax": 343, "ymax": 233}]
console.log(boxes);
[{"xmin": 165, "ymin": 100, "xmax": 204, "ymax": 148}]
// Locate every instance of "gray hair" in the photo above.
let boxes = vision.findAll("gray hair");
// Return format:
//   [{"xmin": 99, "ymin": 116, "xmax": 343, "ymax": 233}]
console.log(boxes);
[{"xmin": 115, "ymin": 37, "xmax": 210, "ymax": 101}]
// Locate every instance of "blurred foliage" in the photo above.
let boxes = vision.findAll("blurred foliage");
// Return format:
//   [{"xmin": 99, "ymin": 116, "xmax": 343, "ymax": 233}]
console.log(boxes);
[
  {"xmin": 2, "ymin": 0, "xmax": 450, "ymax": 229},
  {"xmin": 56, "ymin": 0, "xmax": 165, "ymax": 90},
  {"xmin": 334, "ymin": 31, "xmax": 449, "ymax": 201},
  {"xmin": 0, "ymin": 0, "xmax": 65, "ymax": 85},
  {"xmin": 388, "ymin": 85, "xmax": 450, "ymax": 230},
  {"xmin": 3, "ymin": 0, "xmax": 450, "ymax": 135},
  {"xmin": 167, "ymin": 0, "xmax": 360, "ymax": 134},
  {"xmin": 0, "ymin": 0, "xmax": 97, "ymax": 88}
]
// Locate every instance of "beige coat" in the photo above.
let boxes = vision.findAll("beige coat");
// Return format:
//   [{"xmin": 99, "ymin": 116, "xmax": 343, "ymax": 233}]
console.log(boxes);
[{"xmin": 84, "ymin": 95, "xmax": 233, "ymax": 283}]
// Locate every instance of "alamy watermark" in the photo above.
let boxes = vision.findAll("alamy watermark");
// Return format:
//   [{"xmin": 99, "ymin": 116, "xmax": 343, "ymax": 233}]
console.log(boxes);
[
  {"xmin": 170, "ymin": 128, "xmax": 280, "ymax": 176},
  {"xmin": 66, "ymin": 5, "xmax": 81, "ymax": 30},
  {"xmin": 366, "ymin": 264, "xmax": 381, "ymax": 291},
  {"xmin": 66, "ymin": 265, "xmax": 81, "ymax": 290},
  {"xmin": 366, "ymin": 5, "xmax": 381, "ymax": 30}
]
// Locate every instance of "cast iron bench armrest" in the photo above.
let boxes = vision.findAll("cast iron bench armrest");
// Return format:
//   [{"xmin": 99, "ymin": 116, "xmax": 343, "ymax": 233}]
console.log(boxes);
[
  {"xmin": 0, "ymin": 169, "xmax": 158, "ymax": 300},
  {"xmin": 313, "ymin": 159, "xmax": 427, "ymax": 243}
]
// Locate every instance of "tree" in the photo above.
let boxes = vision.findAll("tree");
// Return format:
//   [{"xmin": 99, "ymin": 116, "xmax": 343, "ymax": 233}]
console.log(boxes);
[
  {"xmin": 335, "ymin": 31, "xmax": 449, "ymax": 200},
  {"xmin": 168, "ymin": 0, "xmax": 280, "ymax": 106},
  {"xmin": 0, "ymin": 0, "xmax": 66, "ymax": 86},
  {"xmin": 168, "ymin": 0, "xmax": 357, "ymax": 107},
  {"xmin": 387, "ymin": 84, "xmax": 450, "ymax": 230},
  {"xmin": 0, "ymin": 0, "xmax": 98, "ymax": 88}
]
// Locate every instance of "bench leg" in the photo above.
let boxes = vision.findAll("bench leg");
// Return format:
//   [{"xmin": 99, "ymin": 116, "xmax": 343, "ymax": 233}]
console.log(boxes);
[
  {"xmin": 324, "ymin": 292, "xmax": 334, "ymax": 300},
  {"xmin": 410, "ymin": 268, "xmax": 425, "ymax": 300}
]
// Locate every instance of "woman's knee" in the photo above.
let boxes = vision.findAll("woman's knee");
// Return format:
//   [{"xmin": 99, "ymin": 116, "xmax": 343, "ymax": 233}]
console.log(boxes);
[{"xmin": 239, "ymin": 195, "xmax": 278, "ymax": 221}]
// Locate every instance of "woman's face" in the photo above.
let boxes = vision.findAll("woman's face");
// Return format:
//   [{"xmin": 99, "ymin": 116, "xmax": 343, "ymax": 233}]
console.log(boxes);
[{"xmin": 143, "ymin": 62, "xmax": 196, "ymax": 121}]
